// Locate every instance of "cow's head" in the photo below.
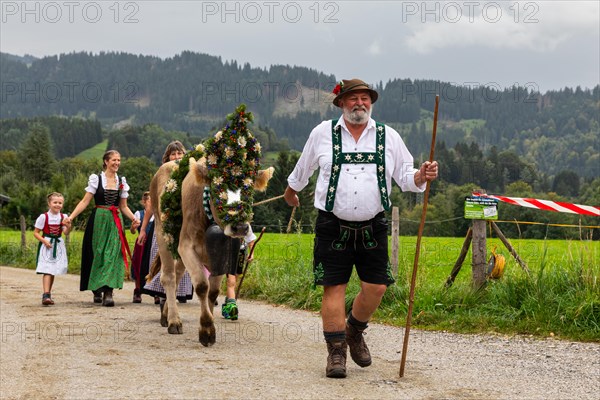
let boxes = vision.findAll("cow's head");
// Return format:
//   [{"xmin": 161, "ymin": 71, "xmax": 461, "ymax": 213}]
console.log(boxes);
[
  {"xmin": 205, "ymin": 166, "xmax": 273, "ymax": 237},
  {"xmin": 198, "ymin": 104, "xmax": 273, "ymax": 237},
  {"xmin": 159, "ymin": 105, "xmax": 274, "ymax": 259}
]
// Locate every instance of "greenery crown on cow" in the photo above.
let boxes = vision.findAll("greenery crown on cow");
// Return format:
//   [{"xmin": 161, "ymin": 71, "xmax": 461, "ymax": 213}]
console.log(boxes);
[{"xmin": 160, "ymin": 104, "xmax": 261, "ymax": 258}]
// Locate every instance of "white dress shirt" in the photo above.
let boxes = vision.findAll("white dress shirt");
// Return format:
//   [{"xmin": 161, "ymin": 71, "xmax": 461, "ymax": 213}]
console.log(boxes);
[{"xmin": 288, "ymin": 116, "xmax": 424, "ymax": 221}]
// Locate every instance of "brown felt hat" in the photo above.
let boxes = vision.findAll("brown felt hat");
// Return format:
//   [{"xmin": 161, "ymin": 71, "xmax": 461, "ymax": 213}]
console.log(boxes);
[{"xmin": 332, "ymin": 78, "xmax": 378, "ymax": 107}]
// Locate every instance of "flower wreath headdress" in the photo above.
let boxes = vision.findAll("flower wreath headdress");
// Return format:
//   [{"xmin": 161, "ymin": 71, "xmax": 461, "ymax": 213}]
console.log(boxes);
[{"xmin": 160, "ymin": 104, "xmax": 261, "ymax": 258}]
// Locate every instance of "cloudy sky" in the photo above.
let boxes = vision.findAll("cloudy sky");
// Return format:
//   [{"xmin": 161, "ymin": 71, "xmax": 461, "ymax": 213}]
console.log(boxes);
[{"xmin": 1, "ymin": 0, "xmax": 598, "ymax": 92}]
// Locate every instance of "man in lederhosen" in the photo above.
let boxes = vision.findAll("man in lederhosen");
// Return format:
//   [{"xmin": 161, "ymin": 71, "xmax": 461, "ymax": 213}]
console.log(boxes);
[{"xmin": 284, "ymin": 79, "xmax": 439, "ymax": 378}]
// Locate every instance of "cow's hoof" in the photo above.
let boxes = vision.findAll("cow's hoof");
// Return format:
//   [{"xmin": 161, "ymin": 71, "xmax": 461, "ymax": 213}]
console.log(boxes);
[
  {"xmin": 168, "ymin": 322, "xmax": 183, "ymax": 334},
  {"xmin": 199, "ymin": 326, "xmax": 216, "ymax": 347}
]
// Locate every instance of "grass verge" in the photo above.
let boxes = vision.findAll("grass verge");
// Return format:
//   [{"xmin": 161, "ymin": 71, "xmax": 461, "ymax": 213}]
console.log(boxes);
[{"xmin": 1, "ymin": 230, "xmax": 598, "ymax": 341}]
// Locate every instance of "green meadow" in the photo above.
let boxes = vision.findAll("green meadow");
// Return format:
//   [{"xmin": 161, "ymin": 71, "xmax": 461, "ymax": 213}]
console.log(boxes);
[
  {"xmin": 1, "ymin": 229, "xmax": 598, "ymax": 342},
  {"xmin": 75, "ymin": 139, "xmax": 109, "ymax": 160}
]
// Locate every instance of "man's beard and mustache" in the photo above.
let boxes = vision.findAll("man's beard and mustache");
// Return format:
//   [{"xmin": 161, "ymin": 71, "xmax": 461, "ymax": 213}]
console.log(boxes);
[{"xmin": 343, "ymin": 104, "xmax": 372, "ymax": 125}]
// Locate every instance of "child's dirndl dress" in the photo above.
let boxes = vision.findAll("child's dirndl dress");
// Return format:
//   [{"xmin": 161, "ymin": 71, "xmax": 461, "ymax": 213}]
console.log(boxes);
[{"xmin": 35, "ymin": 211, "xmax": 68, "ymax": 276}]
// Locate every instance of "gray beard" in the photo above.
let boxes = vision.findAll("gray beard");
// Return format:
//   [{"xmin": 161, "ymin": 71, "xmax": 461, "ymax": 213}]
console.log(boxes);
[{"xmin": 343, "ymin": 105, "xmax": 372, "ymax": 125}]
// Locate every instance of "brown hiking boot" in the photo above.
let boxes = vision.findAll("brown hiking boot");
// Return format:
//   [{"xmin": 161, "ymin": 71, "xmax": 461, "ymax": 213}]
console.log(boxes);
[
  {"xmin": 346, "ymin": 323, "xmax": 372, "ymax": 367},
  {"xmin": 325, "ymin": 340, "xmax": 347, "ymax": 378}
]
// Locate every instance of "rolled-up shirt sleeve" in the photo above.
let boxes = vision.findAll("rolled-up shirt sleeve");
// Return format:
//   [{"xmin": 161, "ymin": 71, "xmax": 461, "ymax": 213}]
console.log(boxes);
[
  {"xmin": 287, "ymin": 123, "xmax": 322, "ymax": 192},
  {"xmin": 388, "ymin": 127, "xmax": 424, "ymax": 193}
]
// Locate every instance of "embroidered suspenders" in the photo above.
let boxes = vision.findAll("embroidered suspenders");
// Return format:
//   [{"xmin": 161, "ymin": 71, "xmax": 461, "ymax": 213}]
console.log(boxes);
[{"xmin": 325, "ymin": 119, "xmax": 390, "ymax": 212}]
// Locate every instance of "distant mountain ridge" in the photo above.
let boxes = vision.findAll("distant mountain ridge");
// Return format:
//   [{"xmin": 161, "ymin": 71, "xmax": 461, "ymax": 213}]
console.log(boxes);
[
  {"xmin": 0, "ymin": 51, "xmax": 598, "ymax": 178},
  {"xmin": 1, "ymin": 53, "xmax": 38, "ymax": 65}
]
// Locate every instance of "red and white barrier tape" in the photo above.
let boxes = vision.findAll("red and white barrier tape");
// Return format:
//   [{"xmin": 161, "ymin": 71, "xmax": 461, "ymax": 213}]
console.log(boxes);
[{"xmin": 472, "ymin": 193, "xmax": 600, "ymax": 217}]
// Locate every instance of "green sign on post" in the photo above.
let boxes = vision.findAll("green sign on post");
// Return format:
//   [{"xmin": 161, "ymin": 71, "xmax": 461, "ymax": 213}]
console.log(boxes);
[{"xmin": 464, "ymin": 196, "xmax": 498, "ymax": 220}]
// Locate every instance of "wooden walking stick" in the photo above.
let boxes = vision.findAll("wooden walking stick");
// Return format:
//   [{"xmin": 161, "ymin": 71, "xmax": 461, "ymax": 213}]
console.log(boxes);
[
  {"xmin": 235, "ymin": 227, "xmax": 266, "ymax": 299},
  {"xmin": 399, "ymin": 95, "xmax": 439, "ymax": 378},
  {"xmin": 286, "ymin": 206, "xmax": 297, "ymax": 233}
]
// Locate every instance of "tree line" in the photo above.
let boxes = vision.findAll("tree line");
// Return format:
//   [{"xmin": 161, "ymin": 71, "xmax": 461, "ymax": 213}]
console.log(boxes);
[
  {"xmin": 0, "ymin": 116, "xmax": 102, "ymax": 157},
  {"xmin": 1, "ymin": 117, "xmax": 597, "ymax": 240}
]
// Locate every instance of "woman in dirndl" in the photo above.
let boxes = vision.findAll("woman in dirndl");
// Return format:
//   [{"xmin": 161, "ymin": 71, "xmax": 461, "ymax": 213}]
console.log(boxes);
[
  {"xmin": 138, "ymin": 140, "xmax": 194, "ymax": 304},
  {"xmin": 65, "ymin": 150, "xmax": 140, "ymax": 307}
]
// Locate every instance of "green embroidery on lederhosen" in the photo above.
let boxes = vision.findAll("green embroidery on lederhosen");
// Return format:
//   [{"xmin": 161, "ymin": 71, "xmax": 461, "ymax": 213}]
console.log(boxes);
[
  {"xmin": 331, "ymin": 226, "xmax": 350, "ymax": 250},
  {"xmin": 361, "ymin": 225, "xmax": 378, "ymax": 249},
  {"xmin": 325, "ymin": 120, "xmax": 390, "ymax": 212},
  {"xmin": 313, "ymin": 261, "xmax": 325, "ymax": 288},
  {"xmin": 386, "ymin": 261, "xmax": 396, "ymax": 284},
  {"xmin": 333, "ymin": 223, "xmax": 378, "ymax": 251}
]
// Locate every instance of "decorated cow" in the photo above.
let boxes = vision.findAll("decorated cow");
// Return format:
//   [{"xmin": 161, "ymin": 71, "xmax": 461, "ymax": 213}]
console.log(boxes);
[{"xmin": 149, "ymin": 104, "xmax": 273, "ymax": 346}]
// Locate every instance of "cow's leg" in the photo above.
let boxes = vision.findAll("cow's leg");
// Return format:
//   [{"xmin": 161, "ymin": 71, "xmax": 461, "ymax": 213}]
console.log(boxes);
[
  {"xmin": 160, "ymin": 251, "xmax": 183, "ymax": 334},
  {"xmin": 179, "ymin": 247, "xmax": 216, "ymax": 346},
  {"xmin": 208, "ymin": 273, "xmax": 224, "ymax": 314},
  {"xmin": 160, "ymin": 296, "xmax": 168, "ymax": 327}
]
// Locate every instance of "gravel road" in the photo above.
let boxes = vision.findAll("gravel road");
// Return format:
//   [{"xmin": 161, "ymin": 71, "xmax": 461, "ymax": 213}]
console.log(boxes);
[{"xmin": 1, "ymin": 266, "xmax": 598, "ymax": 399}]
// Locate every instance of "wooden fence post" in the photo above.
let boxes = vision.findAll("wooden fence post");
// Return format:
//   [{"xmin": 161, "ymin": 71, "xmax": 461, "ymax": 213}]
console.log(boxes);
[
  {"xmin": 391, "ymin": 207, "xmax": 399, "ymax": 276},
  {"xmin": 20, "ymin": 215, "xmax": 27, "ymax": 250},
  {"xmin": 471, "ymin": 219, "xmax": 487, "ymax": 288}
]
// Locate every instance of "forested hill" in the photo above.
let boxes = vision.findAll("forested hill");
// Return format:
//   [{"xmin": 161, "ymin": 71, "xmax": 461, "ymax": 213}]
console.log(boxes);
[{"xmin": 1, "ymin": 51, "xmax": 598, "ymax": 178}]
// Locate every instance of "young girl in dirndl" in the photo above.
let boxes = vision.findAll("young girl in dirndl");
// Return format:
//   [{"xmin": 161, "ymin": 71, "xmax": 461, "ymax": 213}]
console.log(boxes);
[
  {"xmin": 33, "ymin": 192, "xmax": 72, "ymax": 306},
  {"xmin": 130, "ymin": 191, "xmax": 153, "ymax": 303}
]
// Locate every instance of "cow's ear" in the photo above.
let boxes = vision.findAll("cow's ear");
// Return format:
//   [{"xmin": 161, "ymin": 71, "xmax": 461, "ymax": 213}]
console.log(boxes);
[
  {"xmin": 190, "ymin": 157, "xmax": 210, "ymax": 186},
  {"xmin": 254, "ymin": 167, "xmax": 274, "ymax": 192}
]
